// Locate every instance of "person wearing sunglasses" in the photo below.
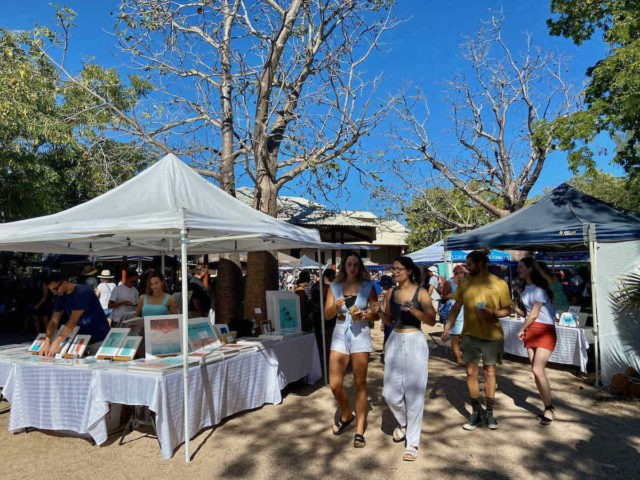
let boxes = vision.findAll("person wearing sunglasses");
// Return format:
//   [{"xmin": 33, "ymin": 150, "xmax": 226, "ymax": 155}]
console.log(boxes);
[
  {"xmin": 378, "ymin": 256, "xmax": 436, "ymax": 461},
  {"xmin": 324, "ymin": 251, "xmax": 379, "ymax": 448},
  {"xmin": 41, "ymin": 272, "xmax": 110, "ymax": 357}
]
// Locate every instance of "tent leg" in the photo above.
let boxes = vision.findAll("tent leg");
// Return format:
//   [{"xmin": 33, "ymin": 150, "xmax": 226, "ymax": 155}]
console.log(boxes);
[
  {"xmin": 589, "ymin": 237, "xmax": 600, "ymax": 386},
  {"xmin": 318, "ymin": 249, "xmax": 328, "ymax": 385},
  {"xmin": 180, "ymin": 229, "xmax": 190, "ymax": 463},
  {"xmin": 161, "ymin": 254, "xmax": 165, "ymax": 277},
  {"xmin": 443, "ymin": 250, "xmax": 450, "ymax": 281}
]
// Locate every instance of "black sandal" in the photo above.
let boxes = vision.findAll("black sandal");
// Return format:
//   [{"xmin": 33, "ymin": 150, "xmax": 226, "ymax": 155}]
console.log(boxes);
[
  {"xmin": 353, "ymin": 433, "xmax": 366, "ymax": 448},
  {"xmin": 540, "ymin": 406, "xmax": 555, "ymax": 425},
  {"xmin": 332, "ymin": 414, "xmax": 355, "ymax": 435}
]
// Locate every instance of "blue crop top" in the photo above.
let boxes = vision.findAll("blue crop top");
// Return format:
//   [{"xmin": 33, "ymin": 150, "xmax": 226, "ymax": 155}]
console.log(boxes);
[{"xmin": 390, "ymin": 287, "xmax": 423, "ymax": 329}]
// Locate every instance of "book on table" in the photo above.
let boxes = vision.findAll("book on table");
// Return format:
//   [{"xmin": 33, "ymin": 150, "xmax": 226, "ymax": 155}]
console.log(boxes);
[
  {"xmin": 70, "ymin": 357, "xmax": 113, "ymax": 368},
  {"xmin": 216, "ymin": 347, "xmax": 240, "ymax": 359},
  {"xmin": 127, "ymin": 356, "xmax": 200, "ymax": 375},
  {"xmin": 189, "ymin": 350, "xmax": 224, "ymax": 365},
  {"xmin": 221, "ymin": 342, "xmax": 260, "ymax": 353}
]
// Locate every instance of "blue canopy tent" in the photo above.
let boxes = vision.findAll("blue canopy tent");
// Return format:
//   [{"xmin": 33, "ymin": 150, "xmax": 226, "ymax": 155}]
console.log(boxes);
[
  {"xmin": 444, "ymin": 183, "xmax": 640, "ymax": 385},
  {"xmin": 407, "ymin": 239, "xmax": 512, "ymax": 265}
]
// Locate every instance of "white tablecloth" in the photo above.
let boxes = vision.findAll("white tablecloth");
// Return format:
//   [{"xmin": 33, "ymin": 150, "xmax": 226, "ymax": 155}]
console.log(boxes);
[
  {"xmin": 500, "ymin": 317, "xmax": 591, "ymax": 372},
  {"xmin": 4, "ymin": 333, "xmax": 320, "ymax": 459},
  {"xmin": 2, "ymin": 363, "xmax": 106, "ymax": 440},
  {"xmin": 0, "ymin": 359, "xmax": 13, "ymax": 388}
]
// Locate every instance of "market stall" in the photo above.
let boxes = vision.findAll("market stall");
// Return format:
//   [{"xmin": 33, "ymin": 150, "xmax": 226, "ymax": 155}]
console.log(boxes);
[
  {"xmin": 445, "ymin": 183, "xmax": 640, "ymax": 384},
  {"xmin": 500, "ymin": 317, "xmax": 592, "ymax": 372},
  {"xmin": 2, "ymin": 334, "xmax": 320, "ymax": 459},
  {"xmin": 407, "ymin": 239, "xmax": 512, "ymax": 265},
  {"xmin": 0, "ymin": 153, "xmax": 338, "ymax": 462}
]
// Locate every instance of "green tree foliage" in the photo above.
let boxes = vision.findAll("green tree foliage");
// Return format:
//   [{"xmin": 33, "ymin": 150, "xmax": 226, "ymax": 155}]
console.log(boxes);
[
  {"xmin": 566, "ymin": 169, "xmax": 640, "ymax": 213},
  {"xmin": 0, "ymin": 15, "xmax": 153, "ymax": 222},
  {"xmin": 548, "ymin": 1, "xmax": 640, "ymax": 179},
  {"xmin": 404, "ymin": 186, "xmax": 499, "ymax": 251}
]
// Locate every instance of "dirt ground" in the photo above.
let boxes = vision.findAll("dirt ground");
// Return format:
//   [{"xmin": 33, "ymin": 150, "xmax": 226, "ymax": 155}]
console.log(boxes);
[{"xmin": 1, "ymin": 322, "xmax": 639, "ymax": 480}]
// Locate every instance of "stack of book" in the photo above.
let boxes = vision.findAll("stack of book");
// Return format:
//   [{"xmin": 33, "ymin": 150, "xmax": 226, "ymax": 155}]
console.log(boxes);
[
  {"xmin": 257, "ymin": 330, "xmax": 303, "ymax": 342},
  {"xmin": 127, "ymin": 356, "xmax": 199, "ymax": 376}
]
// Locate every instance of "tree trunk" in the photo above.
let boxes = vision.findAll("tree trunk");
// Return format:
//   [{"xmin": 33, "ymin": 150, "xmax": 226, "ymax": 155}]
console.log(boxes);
[
  {"xmin": 243, "ymin": 174, "xmax": 279, "ymax": 321},
  {"xmin": 243, "ymin": 251, "xmax": 279, "ymax": 320},
  {"xmin": 215, "ymin": 255, "xmax": 242, "ymax": 324},
  {"xmin": 214, "ymin": 4, "xmax": 240, "ymax": 324}
]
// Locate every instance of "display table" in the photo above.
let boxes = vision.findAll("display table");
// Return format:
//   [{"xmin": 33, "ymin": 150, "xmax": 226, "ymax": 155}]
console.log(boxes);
[
  {"xmin": 500, "ymin": 317, "xmax": 591, "ymax": 372},
  {"xmin": 0, "ymin": 359, "xmax": 13, "ymax": 388},
  {"xmin": 3, "ymin": 334, "xmax": 320, "ymax": 458},
  {"xmin": 2, "ymin": 362, "xmax": 103, "ymax": 439}
]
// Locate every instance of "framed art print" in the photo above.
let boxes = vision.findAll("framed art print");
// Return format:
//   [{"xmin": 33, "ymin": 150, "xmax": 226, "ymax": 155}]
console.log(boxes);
[
  {"xmin": 276, "ymin": 295, "xmax": 301, "ymax": 332},
  {"xmin": 213, "ymin": 323, "xmax": 230, "ymax": 337},
  {"xmin": 56, "ymin": 326, "xmax": 80, "ymax": 358},
  {"xmin": 144, "ymin": 315, "xmax": 183, "ymax": 359},
  {"xmin": 96, "ymin": 328, "xmax": 131, "ymax": 359},
  {"xmin": 187, "ymin": 317, "xmax": 220, "ymax": 352},
  {"xmin": 63, "ymin": 334, "xmax": 92, "ymax": 359},
  {"xmin": 28, "ymin": 333, "xmax": 47, "ymax": 354},
  {"xmin": 114, "ymin": 336, "xmax": 143, "ymax": 361}
]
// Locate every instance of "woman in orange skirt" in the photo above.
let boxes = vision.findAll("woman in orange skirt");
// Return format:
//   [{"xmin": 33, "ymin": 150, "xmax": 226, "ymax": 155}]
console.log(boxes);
[{"xmin": 514, "ymin": 257, "xmax": 557, "ymax": 425}]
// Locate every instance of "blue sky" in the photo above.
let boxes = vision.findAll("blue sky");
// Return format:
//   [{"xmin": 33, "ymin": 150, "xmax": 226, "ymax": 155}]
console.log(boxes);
[{"xmin": 2, "ymin": 1, "xmax": 624, "ymax": 214}]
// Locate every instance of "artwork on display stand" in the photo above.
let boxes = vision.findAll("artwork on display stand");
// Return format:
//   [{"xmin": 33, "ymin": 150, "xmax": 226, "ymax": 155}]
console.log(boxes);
[
  {"xmin": 55, "ymin": 326, "xmax": 80, "ymax": 359},
  {"xmin": 261, "ymin": 320, "xmax": 273, "ymax": 333},
  {"xmin": 266, "ymin": 291, "xmax": 302, "ymax": 332},
  {"xmin": 187, "ymin": 317, "xmax": 220, "ymax": 352},
  {"xmin": 113, "ymin": 336, "xmax": 143, "ymax": 361},
  {"xmin": 144, "ymin": 315, "xmax": 183, "ymax": 360},
  {"xmin": 63, "ymin": 334, "xmax": 92, "ymax": 359},
  {"xmin": 28, "ymin": 334, "xmax": 47, "ymax": 354},
  {"xmin": 120, "ymin": 316, "xmax": 144, "ymax": 335},
  {"xmin": 95, "ymin": 328, "xmax": 131, "ymax": 359},
  {"xmin": 276, "ymin": 296, "xmax": 301, "ymax": 332},
  {"xmin": 214, "ymin": 324, "xmax": 235, "ymax": 344}
]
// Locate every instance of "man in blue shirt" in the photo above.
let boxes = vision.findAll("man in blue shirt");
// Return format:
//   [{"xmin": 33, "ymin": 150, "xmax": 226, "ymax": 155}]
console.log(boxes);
[{"xmin": 40, "ymin": 272, "xmax": 110, "ymax": 356}]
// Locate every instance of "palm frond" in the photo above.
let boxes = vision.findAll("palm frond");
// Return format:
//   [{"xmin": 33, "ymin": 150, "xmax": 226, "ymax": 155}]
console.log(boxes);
[{"xmin": 610, "ymin": 273, "xmax": 640, "ymax": 314}]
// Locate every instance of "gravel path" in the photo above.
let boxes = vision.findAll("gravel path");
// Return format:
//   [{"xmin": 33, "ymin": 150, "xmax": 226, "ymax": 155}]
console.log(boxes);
[{"xmin": 1, "ymin": 322, "xmax": 638, "ymax": 479}]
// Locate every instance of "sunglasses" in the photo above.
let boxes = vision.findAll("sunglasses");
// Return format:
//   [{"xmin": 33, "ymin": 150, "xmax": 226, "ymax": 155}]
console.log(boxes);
[
  {"xmin": 48, "ymin": 281, "xmax": 64, "ymax": 294},
  {"xmin": 390, "ymin": 267, "xmax": 407, "ymax": 273}
]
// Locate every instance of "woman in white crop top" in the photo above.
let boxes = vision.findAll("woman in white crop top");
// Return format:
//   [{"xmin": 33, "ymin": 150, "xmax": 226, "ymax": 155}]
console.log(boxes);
[{"xmin": 513, "ymin": 257, "xmax": 557, "ymax": 425}]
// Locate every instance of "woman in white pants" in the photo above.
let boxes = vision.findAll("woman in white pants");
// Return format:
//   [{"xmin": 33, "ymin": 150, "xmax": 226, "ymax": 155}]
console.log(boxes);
[
  {"xmin": 379, "ymin": 256, "xmax": 436, "ymax": 461},
  {"xmin": 325, "ymin": 251, "xmax": 379, "ymax": 448}
]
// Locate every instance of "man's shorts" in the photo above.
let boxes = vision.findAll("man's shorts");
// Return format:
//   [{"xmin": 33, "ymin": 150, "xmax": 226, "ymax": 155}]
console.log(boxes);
[{"xmin": 461, "ymin": 335, "xmax": 504, "ymax": 366}]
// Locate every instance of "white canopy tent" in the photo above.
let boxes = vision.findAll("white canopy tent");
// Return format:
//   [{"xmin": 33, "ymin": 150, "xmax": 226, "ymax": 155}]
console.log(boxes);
[{"xmin": 0, "ymin": 153, "xmax": 341, "ymax": 462}]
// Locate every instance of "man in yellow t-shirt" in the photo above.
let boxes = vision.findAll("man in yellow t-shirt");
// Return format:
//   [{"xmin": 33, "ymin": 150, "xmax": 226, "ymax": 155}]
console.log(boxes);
[{"xmin": 442, "ymin": 251, "xmax": 512, "ymax": 431}]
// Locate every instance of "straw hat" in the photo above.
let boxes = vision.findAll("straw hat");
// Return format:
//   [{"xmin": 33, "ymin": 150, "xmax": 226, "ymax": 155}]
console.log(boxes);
[
  {"xmin": 453, "ymin": 264, "xmax": 469, "ymax": 274},
  {"xmin": 97, "ymin": 269, "xmax": 114, "ymax": 279},
  {"xmin": 80, "ymin": 265, "xmax": 98, "ymax": 276}
]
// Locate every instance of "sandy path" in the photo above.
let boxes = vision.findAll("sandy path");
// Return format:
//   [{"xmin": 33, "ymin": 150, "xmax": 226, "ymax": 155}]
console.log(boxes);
[{"xmin": 1, "ymin": 323, "xmax": 638, "ymax": 479}]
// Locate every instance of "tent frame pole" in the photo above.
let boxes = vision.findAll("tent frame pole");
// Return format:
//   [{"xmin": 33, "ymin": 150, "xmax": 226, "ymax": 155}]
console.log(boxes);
[
  {"xmin": 317, "ymin": 249, "xmax": 328, "ymax": 385},
  {"xmin": 180, "ymin": 229, "xmax": 190, "ymax": 463},
  {"xmin": 443, "ymin": 238, "xmax": 450, "ymax": 281},
  {"xmin": 588, "ymin": 224, "xmax": 600, "ymax": 386}
]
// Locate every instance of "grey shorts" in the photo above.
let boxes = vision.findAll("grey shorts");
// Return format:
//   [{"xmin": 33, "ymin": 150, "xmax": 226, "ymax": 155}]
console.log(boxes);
[{"xmin": 461, "ymin": 335, "xmax": 504, "ymax": 366}]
